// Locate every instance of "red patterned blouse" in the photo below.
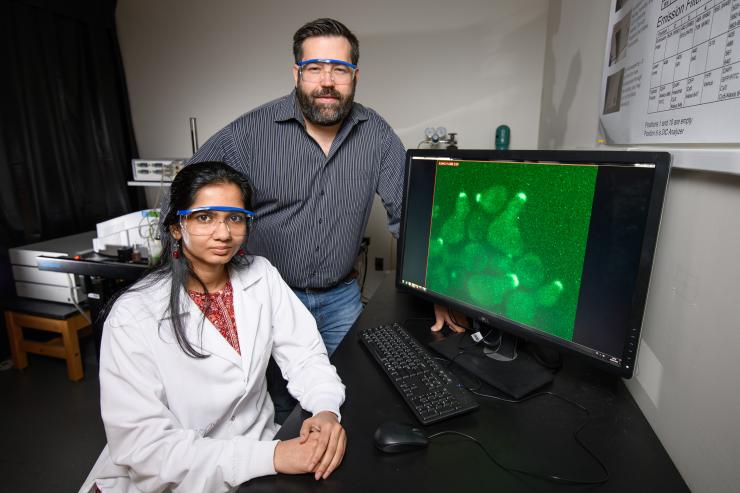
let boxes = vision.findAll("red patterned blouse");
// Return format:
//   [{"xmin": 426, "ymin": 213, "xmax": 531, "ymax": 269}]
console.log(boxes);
[{"xmin": 188, "ymin": 279, "xmax": 240, "ymax": 354}]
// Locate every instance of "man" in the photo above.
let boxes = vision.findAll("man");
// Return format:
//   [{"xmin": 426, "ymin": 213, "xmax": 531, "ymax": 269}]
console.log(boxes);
[
  {"xmin": 189, "ymin": 18, "xmax": 406, "ymax": 355},
  {"xmin": 190, "ymin": 18, "xmax": 465, "ymax": 421}
]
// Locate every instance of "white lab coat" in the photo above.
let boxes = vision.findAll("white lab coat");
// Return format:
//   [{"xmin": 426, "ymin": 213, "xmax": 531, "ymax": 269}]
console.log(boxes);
[{"xmin": 79, "ymin": 256, "xmax": 345, "ymax": 493}]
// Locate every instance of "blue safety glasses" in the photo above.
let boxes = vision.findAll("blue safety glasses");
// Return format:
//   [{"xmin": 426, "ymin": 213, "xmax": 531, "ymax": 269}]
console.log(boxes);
[
  {"xmin": 297, "ymin": 58, "xmax": 357, "ymax": 84},
  {"xmin": 177, "ymin": 206, "xmax": 255, "ymax": 237}
]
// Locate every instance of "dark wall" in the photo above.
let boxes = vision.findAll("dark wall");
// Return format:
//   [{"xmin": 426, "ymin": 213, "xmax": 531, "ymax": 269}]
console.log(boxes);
[{"xmin": 0, "ymin": 0, "xmax": 142, "ymax": 359}]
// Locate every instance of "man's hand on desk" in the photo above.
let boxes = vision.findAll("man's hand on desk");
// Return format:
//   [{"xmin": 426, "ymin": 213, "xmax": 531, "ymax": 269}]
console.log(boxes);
[
  {"xmin": 431, "ymin": 303, "xmax": 467, "ymax": 333},
  {"xmin": 273, "ymin": 411, "xmax": 346, "ymax": 480}
]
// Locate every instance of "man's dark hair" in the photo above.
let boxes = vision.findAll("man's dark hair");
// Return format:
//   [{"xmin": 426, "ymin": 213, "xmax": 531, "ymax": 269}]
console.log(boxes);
[{"xmin": 293, "ymin": 18, "xmax": 359, "ymax": 65}]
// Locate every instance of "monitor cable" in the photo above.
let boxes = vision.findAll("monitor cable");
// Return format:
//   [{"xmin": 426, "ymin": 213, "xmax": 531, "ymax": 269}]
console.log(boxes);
[
  {"xmin": 402, "ymin": 316, "xmax": 499, "ymax": 367},
  {"xmin": 447, "ymin": 327, "xmax": 499, "ymax": 367}
]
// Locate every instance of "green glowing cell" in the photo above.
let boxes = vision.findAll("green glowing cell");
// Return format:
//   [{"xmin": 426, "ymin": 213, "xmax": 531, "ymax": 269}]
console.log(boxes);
[
  {"xmin": 487, "ymin": 193, "xmax": 526, "ymax": 256},
  {"xmin": 488, "ymin": 252, "xmax": 513, "ymax": 274},
  {"xmin": 479, "ymin": 185, "xmax": 507, "ymax": 215},
  {"xmin": 467, "ymin": 211, "xmax": 490, "ymax": 242},
  {"xmin": 536, "ymin": 280, "xmax": 564, "ymax": 307},
  {"xmin": 462, "ymin": 243, "xmax": 489, "ymax": 271},
  {"xmin": 513, "ymin": 253, "xmax": 545, "ymax": 289},
  {"xmin": 467, "ymin": 273, "xmax": 516, "ymax": 307},
  {"xmin": 507, "ymin": 273, "xmax": 520, "ymax": 288},
  {"xmin": 440, "ymin": 191, "xmax": 471, "ymax": 245},
  {"xmin": 427, "ymin": 263, "xmax": 449, "ymax": 291},
  {"xmin": 475, "ymin": 193, "xmax": 482, "ymax": 203},
  {"xmin": 505, "ymin": 290, "xmax": 537, "ymax": 326},
  {"xmin": 428, "ymin": 237, "xmax": 445, "ymax": 259},
  {"xmin": 440, "ymin": 220, "xmax": 465, "ymax": 245}
]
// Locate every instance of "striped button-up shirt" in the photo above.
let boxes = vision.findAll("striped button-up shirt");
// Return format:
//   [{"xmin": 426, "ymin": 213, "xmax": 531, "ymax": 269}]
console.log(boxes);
[{"xmin": 188, "ymin": 91, "xmax": 406, "ymax": 289}]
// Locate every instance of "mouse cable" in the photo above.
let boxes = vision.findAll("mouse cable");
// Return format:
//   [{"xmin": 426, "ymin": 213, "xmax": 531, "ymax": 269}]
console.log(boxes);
[
  {"xmin": 456, "ymin": 388, "xmax": 610, "ymax": 485},
  {"xmin": 425, "ymin": 427, "xmax": 607, "ymax": 485}
]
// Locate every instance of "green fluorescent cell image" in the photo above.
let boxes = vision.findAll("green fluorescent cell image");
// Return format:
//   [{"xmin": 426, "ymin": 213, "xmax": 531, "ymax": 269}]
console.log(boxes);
[{"xmin": 425, "ymin": 161, "xmax": 597, "ymax": 341}]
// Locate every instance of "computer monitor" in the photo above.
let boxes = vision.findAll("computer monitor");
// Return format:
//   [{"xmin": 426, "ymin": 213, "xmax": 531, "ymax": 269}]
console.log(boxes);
[{"xmin": 397, "ymin": 149, "xmax": 670, "ymax": 394}]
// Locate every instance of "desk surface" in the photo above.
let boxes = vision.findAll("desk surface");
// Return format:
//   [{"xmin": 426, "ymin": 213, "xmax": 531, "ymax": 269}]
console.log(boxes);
[{"xmin": 243, "ymin": 275, "xmax": 688, "ymax": 492}]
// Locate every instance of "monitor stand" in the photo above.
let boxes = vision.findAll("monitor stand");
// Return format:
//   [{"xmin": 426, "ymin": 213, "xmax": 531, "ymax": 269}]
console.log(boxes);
[
  {"xmin": 479, "ymin": 325, "xmax": 518, "ymax": 362},
  {"xmin": 428, "ymin": 321, "xmax": 554, "ymax": 399}
]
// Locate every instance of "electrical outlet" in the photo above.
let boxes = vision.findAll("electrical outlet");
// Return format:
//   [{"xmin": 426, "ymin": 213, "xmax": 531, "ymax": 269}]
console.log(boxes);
[{"xmin": 374, "ymin": 257, "xmax": 384, "ymax": 271}]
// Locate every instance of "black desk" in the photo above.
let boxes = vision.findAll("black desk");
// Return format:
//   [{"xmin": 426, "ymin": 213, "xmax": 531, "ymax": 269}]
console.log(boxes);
[{"xmin": 243, "ymin": 275, "xmax": 688, "ymax": 492}]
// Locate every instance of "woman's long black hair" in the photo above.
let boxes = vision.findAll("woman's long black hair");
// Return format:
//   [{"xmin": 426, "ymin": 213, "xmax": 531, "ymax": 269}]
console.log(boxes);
[{"xmin": 102, "ymin": 161, "xmax": 254, "ymax": 358}]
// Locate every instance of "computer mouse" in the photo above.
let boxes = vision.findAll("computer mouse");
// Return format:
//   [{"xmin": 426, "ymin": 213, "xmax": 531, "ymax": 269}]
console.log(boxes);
[{"xmin": 374, "ymin": 421, "xmax": 429, "ymax": 453}]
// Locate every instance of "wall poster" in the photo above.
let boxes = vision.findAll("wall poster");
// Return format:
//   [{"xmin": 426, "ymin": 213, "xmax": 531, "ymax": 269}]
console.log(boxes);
[{"xmin": 600, "ymin": 0, "xmax": 740, "ymax": 144}]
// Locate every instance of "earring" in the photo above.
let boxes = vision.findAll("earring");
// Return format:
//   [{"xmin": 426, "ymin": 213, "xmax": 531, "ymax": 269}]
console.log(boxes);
[
  {"xmin": 172, "ymin": 240, "xmax": 181, "ymax": 259},
  {"xmin": 237, "ymin": 248, "xmax": 246, "ymax": 257}
]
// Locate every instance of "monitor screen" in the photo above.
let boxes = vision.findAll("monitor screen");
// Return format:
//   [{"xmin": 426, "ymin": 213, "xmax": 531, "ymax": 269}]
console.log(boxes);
[{"xmin": 397, "ymin": 149, "xmax": 670, "ymax": 378}]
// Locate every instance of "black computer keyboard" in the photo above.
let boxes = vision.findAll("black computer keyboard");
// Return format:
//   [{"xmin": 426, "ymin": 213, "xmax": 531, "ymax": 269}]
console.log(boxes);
[{"xmin": 359, "ymin": 323, "xmax": 479, "ymax": 425}]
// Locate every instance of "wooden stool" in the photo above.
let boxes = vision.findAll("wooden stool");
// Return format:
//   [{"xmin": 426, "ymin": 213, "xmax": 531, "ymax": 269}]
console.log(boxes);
[{"xmin": 4, "ymin": 299, "xmax": 91, "ymax": 381}]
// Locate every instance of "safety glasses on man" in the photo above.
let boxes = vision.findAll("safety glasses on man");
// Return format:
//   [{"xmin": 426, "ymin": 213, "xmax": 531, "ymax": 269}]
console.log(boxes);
[
  {"xmin": 176, "ymin": 206, "xmax": 255, "ymax": 237},
  {"xmin": 297, "ymin": 58, "xmax": 357, "ymax": 85}
]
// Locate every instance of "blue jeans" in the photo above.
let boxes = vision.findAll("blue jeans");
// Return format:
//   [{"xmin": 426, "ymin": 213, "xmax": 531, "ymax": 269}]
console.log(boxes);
[
  {"xmin": 267, "ymin": 279, "xmax": 363, "ymax": 424},
  {"xmin": 292, "ymin": 278, "xmax": 363, "ymax": 356}
]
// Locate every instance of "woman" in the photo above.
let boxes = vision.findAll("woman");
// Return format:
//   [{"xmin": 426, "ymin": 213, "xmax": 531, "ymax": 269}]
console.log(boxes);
[{"xmin": 81, "ymin": 162, "xmax": 346, "ymax": 492}]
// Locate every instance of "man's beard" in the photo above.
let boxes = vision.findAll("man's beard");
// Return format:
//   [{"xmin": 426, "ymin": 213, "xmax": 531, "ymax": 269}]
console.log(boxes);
[{"xmin": 297, "ymin": 83, "xmax": 355, "ymax": 126}]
